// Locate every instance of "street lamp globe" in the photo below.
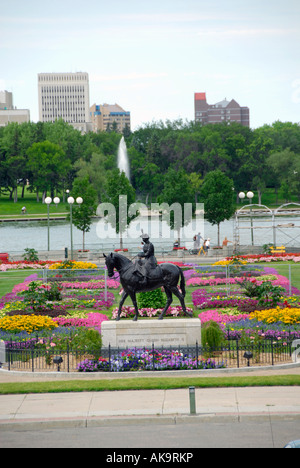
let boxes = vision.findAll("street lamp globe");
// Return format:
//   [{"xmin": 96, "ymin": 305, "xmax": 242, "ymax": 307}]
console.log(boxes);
[
  {"xmin": 45, "ymin": 197, "xmax": 52, "ymax": 205},
  {"xmin": 238, "ymin": 192, "xmax": 245, "ymax": 200},
  {"xmin": 247, "ymin": 191, "xmax": 254, "ymax": 200},
  {"xmin": 76, "ymin": 197, "xmax": 83, "ymax": 205},
  {"xmin": 53, "ymin": 197, "xmax": 60, "ymax": 205},
  {"xmin": 67, "ymin": 196, "xmax": 75, "ymax": 204}
]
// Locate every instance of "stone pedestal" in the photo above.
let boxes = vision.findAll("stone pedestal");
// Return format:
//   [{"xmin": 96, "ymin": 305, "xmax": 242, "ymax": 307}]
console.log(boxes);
[{"xmin": 101, "ymin": 318, "xmax": 201, "ymax": 348}]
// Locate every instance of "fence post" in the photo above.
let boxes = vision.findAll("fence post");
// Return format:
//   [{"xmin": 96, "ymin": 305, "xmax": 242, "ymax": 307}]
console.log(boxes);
[
  {"xmin": 104, "ymin": 267, "xmax": 108, "ymax": 302},
  {"xmin": 196, "ymin": 341, "xmax": 199, "ymax": 369},
  {"xmin": 67, "ymin": 343, "xmax": 70, "ymax": 373},
  {"xmin": 271, "ymin": 340, "xmax": 274, "ymax": 366},
  {"xmin": 226, "ymin": 266, "xmax": 229, "ymax": 297},
  {"xmin": 31, "ymin": 347, "xmax": 35, "ymax": 373},
  {"xmin": 152, "ymin": 343, "xmax": 155, "ymax": 371},
  {"xmin": 108, "ymin": 344, "xmax": 111, "ymax": 372},
  {"xmin": 236, "ymin": 339, "xmax": 239, "ymax": 368}
]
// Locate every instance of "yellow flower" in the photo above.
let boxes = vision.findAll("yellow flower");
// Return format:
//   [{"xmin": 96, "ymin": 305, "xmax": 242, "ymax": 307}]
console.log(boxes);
[
  {"xmin": 49, "ymin": 261, "xmax": 97, "ymax": 270},
  {"xmin": 0, "ymin": 315, "xmax": 58, "ymax": 334},
  {"xmin": 250, "ymin": 307, "xmax": 300, "ymax": 325}
]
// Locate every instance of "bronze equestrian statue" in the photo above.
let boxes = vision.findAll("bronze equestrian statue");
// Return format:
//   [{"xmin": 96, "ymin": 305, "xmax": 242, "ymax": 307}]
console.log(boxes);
[{"xmin": 104, "ymin": 235, "xmax": 193, "ymax": 321}]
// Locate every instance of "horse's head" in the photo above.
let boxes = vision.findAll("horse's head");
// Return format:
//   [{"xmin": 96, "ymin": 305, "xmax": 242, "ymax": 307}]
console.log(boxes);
[{"xmin": 103, "ymin": 253, "xmax": 115, "ymax": 277}]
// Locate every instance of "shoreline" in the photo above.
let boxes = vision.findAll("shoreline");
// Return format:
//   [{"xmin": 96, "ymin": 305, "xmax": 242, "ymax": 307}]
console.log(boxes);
[{"xmin": 0, "ymin": 215, "xmax": 101, "ymax": 223}]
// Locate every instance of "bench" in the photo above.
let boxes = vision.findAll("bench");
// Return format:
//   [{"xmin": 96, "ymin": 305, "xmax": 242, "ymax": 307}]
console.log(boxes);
[{"xmin": 270, "ymin": 245, "xmax": 286, "ymax": 254}]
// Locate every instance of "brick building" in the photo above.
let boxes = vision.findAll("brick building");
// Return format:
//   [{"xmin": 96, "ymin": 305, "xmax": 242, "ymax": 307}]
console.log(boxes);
[{"xmin": 194, "ymin": 93, "xmax": 249, "ymax": 127}]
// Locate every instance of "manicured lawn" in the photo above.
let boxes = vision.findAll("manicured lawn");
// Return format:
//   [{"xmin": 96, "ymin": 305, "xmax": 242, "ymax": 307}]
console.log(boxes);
[
  {"xmin": 0, "ymin": 270, "xmax": 36, "ymax": 298},
  {"xmin": 0, "ymin": 375, "xmax": 299, "ymax": 395},
  {"xmin": 0, "ymin": 187, "xmax": 67, "ymax": 218},
  {"xmin": 272, "ymin": 263, "xmax": 300, "ymax": 290}
]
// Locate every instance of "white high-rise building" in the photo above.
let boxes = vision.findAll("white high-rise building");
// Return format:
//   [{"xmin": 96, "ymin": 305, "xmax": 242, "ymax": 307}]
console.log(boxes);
[{"xmin": 38, "ymin": 72, "xmax": 92, "ymax": 133}]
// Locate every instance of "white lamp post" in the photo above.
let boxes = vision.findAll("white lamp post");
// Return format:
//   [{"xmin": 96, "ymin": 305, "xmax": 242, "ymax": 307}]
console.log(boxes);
[
  {"xmin": 67, "ymin": 193, "xmax": 83, "ymax": 260},
  {"xmin": 45, "ymin": 196, "xmax": 60, "ymax": 251},
  {"xmin": 239, "ymin": 191, "xmax": 254, "ymax": 246}
]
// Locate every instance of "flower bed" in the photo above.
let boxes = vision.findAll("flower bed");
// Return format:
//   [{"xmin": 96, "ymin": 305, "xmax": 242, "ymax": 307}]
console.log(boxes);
[
  {"xmin": 111, "ymin": 305, "xmax": 193, "ymax": 320},
  {"xmin": 250, "ymin": 307, "xmax": 300, "ymax": 325},
  {"xmin": 54, "ymin": 312, "xmax": 109, "ymax": 332},
  {"xmin": 60, "ymin": 280, "xmax": 120, "ymax": 290},
  {"xmin": 0, "ymin": 261, "xmax": 57, "ymax": 271},
  {"xmin": 0, "ymin": 272, "xmax": 116, "ymax": 341},
  {"xmin": 0, "ymin": 314, "xmax": 58, "ymax": 334},
  {"xmin": 49, "ymin": 261, "xmax": 98, "ymax": 270},
  {"xmin": 1, "ymin": 263, "xmax": 300, "ymax": 372},
  {"xmin": 77, "ymin": 348, "xmax": 226, "ymax": 372},
  {"xmin": 214, "ymin": 253, "xmax": 300, "ymax": 265}
]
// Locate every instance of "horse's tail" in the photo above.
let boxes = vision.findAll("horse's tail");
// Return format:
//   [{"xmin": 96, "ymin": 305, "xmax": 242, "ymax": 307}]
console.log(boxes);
[{"xmin": 177, "ymin": 266, "xmax": 186, "ymax": 297}]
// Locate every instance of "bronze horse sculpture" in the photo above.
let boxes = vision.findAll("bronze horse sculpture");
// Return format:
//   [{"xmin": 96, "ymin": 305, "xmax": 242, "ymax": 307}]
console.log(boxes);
[{"xmin": 103, "ymin": 252, "xmax": 193, "ymax": 321}]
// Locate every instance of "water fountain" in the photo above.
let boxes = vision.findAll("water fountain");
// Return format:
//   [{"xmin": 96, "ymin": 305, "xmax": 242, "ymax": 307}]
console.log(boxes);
[{"xmin": 117, "ymin": 136, "xmax": 130, "ymax": 180}]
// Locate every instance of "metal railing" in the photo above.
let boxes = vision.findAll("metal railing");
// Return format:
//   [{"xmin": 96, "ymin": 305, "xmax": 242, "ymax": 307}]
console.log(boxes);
[{"xmin": 1, "ymin": 340, "xmax": 295, "ymax": 373}]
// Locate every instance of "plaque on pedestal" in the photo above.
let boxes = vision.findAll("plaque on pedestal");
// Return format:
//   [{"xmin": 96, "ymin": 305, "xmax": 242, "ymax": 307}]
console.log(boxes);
[{"xmin": 101, "ymin": 319, "xmax": 201, "ymax": 348}]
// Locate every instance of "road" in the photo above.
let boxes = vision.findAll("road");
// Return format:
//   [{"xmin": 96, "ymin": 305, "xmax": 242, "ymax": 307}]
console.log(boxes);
[{"xmin": 1, "ymin": 419, "xmax": 299, "ymax": 449}]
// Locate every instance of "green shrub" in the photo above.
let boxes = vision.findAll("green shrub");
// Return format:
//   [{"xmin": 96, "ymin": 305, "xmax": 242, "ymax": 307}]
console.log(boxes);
[
  {"xmin": 137, "ymin": 288, "xmax": 167, "ymax": 309},
  {"xmin": 201, "ymin": 321, "xmax": 225, "ymax": 349},
  {"xmin": 23, "ymin": 248, "xmax": 39, "ymax": 262},
  {"xmin": 71, "ymin": 328, "xmax": 102, "ymax": 359}
]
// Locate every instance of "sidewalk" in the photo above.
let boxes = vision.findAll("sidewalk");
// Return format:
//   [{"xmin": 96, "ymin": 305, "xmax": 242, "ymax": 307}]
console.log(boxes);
[{"xmin": 0, "ymin": 386, "xmax": 299, "ymax": 430}]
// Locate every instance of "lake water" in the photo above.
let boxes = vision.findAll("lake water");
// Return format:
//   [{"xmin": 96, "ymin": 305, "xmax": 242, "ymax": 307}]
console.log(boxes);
[{"xmin": 1, "ymin": 215, "xmax": 300, "ymax": 253}]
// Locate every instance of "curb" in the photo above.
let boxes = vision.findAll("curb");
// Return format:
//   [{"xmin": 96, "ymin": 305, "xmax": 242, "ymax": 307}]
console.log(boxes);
[
  {"xmin": 1, "ymin": 361, "xmax": 300, "ymax": 381},
  {"xmin": 1, "ymin": 412, "xmax": 300, "ymax": 431}
]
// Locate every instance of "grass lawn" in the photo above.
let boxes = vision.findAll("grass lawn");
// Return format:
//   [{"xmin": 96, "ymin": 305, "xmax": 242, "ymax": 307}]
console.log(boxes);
[
  {"xmin": 271, "ymin": 263, "xmax": 300, "ymax": 290},
  {"xmin": 0, "ymin": 375, "xmax": 299, "ymax": 395},
  {"xmin": 0, "ymin": 187, "xmax": 67, "ymax": 218},
  {"xmin": 0, "ymin": 270, "xmax": 38, "ymax": 298}
]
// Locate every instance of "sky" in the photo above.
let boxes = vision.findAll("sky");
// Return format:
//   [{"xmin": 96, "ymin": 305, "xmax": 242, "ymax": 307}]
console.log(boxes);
[{"xmin": 0, "ymin": 0, "xmax": 299, "ymax": 130}]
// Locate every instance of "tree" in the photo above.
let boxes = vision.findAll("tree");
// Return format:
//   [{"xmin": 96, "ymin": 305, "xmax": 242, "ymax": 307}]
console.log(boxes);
[
  {"xmin": 189, "ymin": 172, "xmax": 203, "ymax": 204},
  {"xmin": 267, "ymin": 149, "xmax": 300, "ymax": 202},
  {"xmin": 27, "ymin": 140, "xmax": 71, "ymax": 200},
  {"xmin": 70, "ymin": 177, "xmax": 97, "ymax": 251},
  {"xmin": 74, "ymin": 152, "xmax": 110, "ymax": 202},
  {"xmin": 102, "ymin": 169, "xmax": 137, "ymax": 248},
  {"xmin": 201, "ymin": 170, "xmax": 235, "ymax": 245},
  {"xmin": 157, "ymin": 167, "xmax": 194, "ymax": 244}
]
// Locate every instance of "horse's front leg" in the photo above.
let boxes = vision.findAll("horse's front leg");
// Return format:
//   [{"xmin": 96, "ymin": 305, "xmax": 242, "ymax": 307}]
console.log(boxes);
[
  {"xmin": 129, "ymin": 292, "xmax": 139, "ymax": 321},
  {"xmin": 117, "ymin": 290, "xmax": 129, "ymax": 321}
]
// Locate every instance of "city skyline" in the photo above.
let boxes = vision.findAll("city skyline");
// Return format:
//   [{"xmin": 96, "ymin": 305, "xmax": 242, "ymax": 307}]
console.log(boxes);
[{"xmin": 0, "ymin": 0, "xmax": 299, "ymax": 130}]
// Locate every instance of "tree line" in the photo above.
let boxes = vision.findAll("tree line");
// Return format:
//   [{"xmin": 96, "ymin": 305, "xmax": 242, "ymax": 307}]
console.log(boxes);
[
  {"xmin": 1, "ymin": 118, "xmax": 299, "ymax": 205},
  {"xmin": 0, "ymin": 118, "xmax": 299, "ymax": 245}
]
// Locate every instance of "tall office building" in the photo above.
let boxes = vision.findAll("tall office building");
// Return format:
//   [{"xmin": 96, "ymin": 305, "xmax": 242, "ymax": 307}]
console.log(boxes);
[
  {"xmin": 0, "ymin": 91, "xmax": 30, "ymax": 126},
  {"xmin": 90, "ymin": 103, "xmax": 131, "ymax": 133},
  {"xmin": 38, "ymin": 72, "xmax": 92, "ymax": 133},
  {"xmin": 194, "ymin": 93, "xmax": 250, "ymax": 127}
]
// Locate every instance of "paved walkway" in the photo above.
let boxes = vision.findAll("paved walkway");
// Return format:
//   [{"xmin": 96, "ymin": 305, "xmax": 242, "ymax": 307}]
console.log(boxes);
[
  {"xmin": 0, "ymin": 365, "xmax": 300, "ymax": 430},
  {"xmin": 0, "ymin": 386, "xmax": 299, "ymax": 430}
]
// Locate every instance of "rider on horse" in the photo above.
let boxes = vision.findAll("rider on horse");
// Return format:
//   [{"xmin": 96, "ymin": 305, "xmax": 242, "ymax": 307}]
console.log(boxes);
[{"xmin": 134, "ymin": 233, "xmax": 160, "ymax": 287}]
